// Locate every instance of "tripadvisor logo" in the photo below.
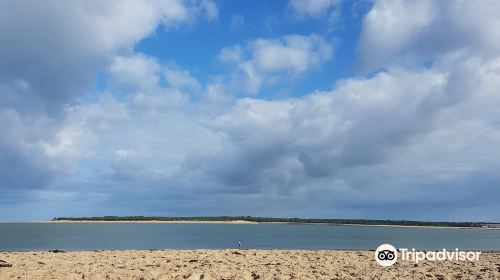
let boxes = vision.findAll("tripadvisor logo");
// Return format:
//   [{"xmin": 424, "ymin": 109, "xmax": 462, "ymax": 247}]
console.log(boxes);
[
  {"xmin": 374, "ymin": 244, "xmax": 481, "ymax": 267},
  {"xmin": 375, "ymin": 244, "xmax": 398, "ymax": 266}
]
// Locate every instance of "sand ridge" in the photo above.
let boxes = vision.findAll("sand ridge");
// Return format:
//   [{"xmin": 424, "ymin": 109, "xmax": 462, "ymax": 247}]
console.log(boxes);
[{"xmin": 0, "ymin": 250, "xmax": 499, "ymax": 279}]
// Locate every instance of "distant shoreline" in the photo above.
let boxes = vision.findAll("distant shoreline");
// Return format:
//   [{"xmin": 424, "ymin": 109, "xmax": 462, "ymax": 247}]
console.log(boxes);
[
  {"xmin": 27, "ymin": 220, "xmax": 498, "ymax": 229},
  {"xmin": 42, "ymin": 220, "xmax": 259, "ymax": 224},
  {"xmin": 45, "ymin": 216, "xmax": 500, "ymax": 229}
]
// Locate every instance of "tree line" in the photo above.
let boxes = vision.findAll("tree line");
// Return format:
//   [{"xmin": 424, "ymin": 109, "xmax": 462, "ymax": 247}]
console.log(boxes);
[{"xmin": 51, "ymin": 216, "xmax": 492, "ymax": 227}]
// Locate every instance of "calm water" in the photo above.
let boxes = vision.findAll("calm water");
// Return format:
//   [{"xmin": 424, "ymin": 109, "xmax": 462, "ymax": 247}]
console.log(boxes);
[{"xmin": 0, "ymin": 223, "xmax": 499, "ymax": 251}]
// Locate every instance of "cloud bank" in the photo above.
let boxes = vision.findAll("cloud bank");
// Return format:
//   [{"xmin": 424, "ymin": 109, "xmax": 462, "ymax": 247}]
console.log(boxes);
[{"xmin": 1, "ymin": 0, "xmax": 500, "ymax": 222}]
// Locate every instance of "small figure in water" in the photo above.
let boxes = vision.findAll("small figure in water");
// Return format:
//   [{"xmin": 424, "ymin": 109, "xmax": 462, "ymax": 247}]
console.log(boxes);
[{"xmin": 238, "ymin": 241, "xmax": 241, "ymax": 249}]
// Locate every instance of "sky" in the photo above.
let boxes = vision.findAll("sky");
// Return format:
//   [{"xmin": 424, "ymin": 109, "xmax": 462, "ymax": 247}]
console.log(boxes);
[{"xmin": 1, "ymin": 0, "xmax": 500, "ymax": 222}]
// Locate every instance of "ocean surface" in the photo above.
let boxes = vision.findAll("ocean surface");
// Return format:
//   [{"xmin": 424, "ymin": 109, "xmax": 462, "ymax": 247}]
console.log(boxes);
[{"xmin": 0, "ymin": 223, "xmax": 499, "ymax": 251}]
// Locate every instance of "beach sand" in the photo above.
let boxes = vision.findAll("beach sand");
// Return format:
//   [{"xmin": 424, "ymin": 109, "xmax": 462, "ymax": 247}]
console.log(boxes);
[{"xmin": 0, "ymin": 250, "xmax": 499, "ymax": 279}]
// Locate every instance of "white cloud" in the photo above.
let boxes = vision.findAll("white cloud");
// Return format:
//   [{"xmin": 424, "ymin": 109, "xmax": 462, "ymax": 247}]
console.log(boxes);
[
  {"xmin": 69, "ymin": 94, "xmax": 222, "ymax": 184},
  {"xmin": 0, "ymin": 0, "xmax": 217, "ymax": 113},
  {"xmin": 0, "ymin": 107, "xmax": 94, "ymax": 190},
  {"xmin": 181, "ymin": 52, "xmax": 500, "ymax": 220},
  {"xmin": 0, "ymin": 0, "xmax": 217, "ymax": 199},
  {"xmin": 219, "ymin": 34, "xmax": 333, "ymax": 94},
  {"xmin": 109, "ymin": 54, "xmax": 161, "ymax": 90},
  {"xmin": 164, "ymin": 67, "xmax": 201, "ymax": 92},
  {"xmin": 358, "ymin": 0, "xmax": 500, "ymax": 71},
  {"xmin": 199, "ymin": 0, "xmax": 219, "ymax": 21},
  {"xmin": 109, "ymin": 54, "xmax": 202, "ymax": 109},
  {"xmin": 288, "ymin": 0, "xmax": 341, "ymax": 20},
  {"xmin": 109, "ymin": 54, "xmax": 201, "ymax": 92}
]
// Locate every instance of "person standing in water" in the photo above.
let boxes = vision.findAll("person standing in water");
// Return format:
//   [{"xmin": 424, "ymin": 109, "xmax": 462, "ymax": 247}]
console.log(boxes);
[{"xmin": 238, "ymin": 241, "xmax": 241, "ymax": 249}]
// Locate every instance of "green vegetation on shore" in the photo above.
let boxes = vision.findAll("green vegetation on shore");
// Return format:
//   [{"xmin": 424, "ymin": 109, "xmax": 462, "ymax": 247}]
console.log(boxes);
[{"xmin": 51, "ymin": 216, "xmax": 497, "ymax": 228}]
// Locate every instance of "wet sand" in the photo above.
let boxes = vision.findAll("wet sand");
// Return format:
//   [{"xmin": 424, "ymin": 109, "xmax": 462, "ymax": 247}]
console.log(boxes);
[{"xmin": 0, "ymin": 250, "xmax": 499, "ymax": 279}]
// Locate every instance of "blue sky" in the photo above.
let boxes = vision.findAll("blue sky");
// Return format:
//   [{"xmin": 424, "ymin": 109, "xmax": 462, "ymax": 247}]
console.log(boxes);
[
  {"xmin": 1, "ymin": 0, "xmax": 500, "ymax": 222},
  {"xmin": 134, "ymin": 0, "xmax": 364, "ymax": 98}
]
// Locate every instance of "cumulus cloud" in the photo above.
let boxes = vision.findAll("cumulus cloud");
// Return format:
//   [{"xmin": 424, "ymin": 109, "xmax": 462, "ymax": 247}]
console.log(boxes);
[
  {"xmin": 0, "ymin": 0, "xmax": 217, "ymax": 114},
  {"xmin": 0, "ymin": 107, "xmax": 94, "ymax": 190},
  {"xmin": 195, "ymin": 68, "xmax": 446, "ymax": 190},
  {"xmin": 61, "ymin": 49, "xmax": 500, "ymax": 221},
  {"xmin": 0, "ymin": 0, "xmax": 217, "ymax": 204},
  {"xmin": 181, "ymin": 52, "xmax": 500, "ymax": 220},
  {"xmin": 109, "ymin": 55, "xmax": 161, "ymax": 91},
  {"xmin": 108, "ymin": 54, "xmax": 200, "ymax": 107},
  {"xmin": 73, "ymin": 51, "xmax": 500, "ymax": 221},
  {"xmin": 166, "ymin": 0, "xmax": 500, "ymax": 220},
  {"xmin": 164, "ymin": 67, "xmax": 201, "ymax": 92},
  {"xmin": 63, "ymin": 54, "xmax": 221, "ymax": 186},
  {"xmin": 358, "ymin": 0, "xmax": 500, "ymax": 71},
  {"xmin": 219, "ymin": 34, "xmax": 333, "ymax": 94}
]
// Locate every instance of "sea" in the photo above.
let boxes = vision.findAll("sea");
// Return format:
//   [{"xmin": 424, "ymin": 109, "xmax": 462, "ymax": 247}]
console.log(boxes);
[{"xmin": 0, "ymin": 223, "xmax": 499, "ymax": 251}]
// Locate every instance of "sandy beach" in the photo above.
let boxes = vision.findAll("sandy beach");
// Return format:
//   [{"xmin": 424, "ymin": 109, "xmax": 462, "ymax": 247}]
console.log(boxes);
[{"xmin": 1, "ymin": 250, "xmax": 499, "ymax": 279}]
